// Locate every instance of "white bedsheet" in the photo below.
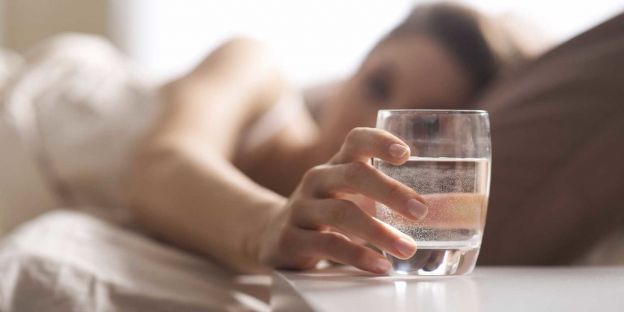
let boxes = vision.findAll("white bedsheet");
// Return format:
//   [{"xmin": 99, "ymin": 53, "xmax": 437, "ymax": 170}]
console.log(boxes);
[{"xmin": 0, "ymin": 210, "xmax": 270, "ymax": 312}]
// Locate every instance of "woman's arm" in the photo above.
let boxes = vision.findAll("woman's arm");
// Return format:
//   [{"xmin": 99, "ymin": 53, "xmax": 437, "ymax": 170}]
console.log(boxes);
[
  {"xmin": 127, "ymin": 38, "xmax": 290, "ymax": 272},
  {"xmin": 127, "ymin": 38, "xmax": 428, "ymax": 274}
]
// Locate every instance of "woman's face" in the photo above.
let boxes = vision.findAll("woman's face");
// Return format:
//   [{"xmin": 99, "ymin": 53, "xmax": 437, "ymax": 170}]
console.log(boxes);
[{"xmin": 318, "ymin": 35, "xmax": 472, "ymax": 155}]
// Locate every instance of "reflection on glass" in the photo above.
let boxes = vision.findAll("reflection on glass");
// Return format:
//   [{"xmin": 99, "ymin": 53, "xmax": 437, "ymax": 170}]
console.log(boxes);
[
  {"xmin": 393, "ymin": 277, "xmax": 479, "ymax": 312},
  {"xmin": 394, "ymin": 281, "xmax": 407, "ymax": 312}
]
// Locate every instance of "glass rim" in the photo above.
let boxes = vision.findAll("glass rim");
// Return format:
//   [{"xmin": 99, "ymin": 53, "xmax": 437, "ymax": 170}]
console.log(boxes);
[{"xmin": 378, "ymin": 109, "xmax": 488, "ymax": 115}]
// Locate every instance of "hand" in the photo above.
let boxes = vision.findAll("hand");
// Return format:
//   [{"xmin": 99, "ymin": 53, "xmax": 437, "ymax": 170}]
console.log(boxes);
[{"xmin": 256, "ymin": 127, "xmax": 428, "ymax": 274}]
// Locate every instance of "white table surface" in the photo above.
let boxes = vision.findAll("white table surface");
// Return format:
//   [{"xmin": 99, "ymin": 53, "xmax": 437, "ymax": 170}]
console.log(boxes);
[{"xmin": 271, "ymin": 266, "xmax": 624, "ymax": 311}]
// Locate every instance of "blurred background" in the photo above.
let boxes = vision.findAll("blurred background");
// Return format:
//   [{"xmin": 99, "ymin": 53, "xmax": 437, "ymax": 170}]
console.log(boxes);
[{"xmin": 1, "ymin": 0, "xmax": 623, "ymax": 86}]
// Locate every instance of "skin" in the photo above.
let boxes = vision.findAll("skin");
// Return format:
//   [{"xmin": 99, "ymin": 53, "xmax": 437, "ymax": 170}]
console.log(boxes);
[{"xmin": 127, "ymin": 34, "xmax": 472, "ymax": 274}]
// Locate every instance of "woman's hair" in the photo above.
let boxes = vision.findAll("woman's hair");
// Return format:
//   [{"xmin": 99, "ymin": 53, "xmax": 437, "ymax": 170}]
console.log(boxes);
[{"xmin": 380, "ymin": 2, "xmax": 532, "ymax": 97}]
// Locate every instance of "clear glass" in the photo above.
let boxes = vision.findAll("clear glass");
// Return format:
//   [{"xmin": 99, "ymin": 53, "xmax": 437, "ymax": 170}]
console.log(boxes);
[{"xmin": 374, "ymin": 109, "xmax": 491, "ymax": 275}]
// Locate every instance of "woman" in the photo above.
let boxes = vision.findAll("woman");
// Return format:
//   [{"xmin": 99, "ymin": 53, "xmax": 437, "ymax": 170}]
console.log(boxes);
[
  {"xmin": 126, "ymin": 3, "xmax": 531, "ymax": 274},
  {"xmin": 0, "ymin": 3, "xmax": 529, "ymax": 273}
]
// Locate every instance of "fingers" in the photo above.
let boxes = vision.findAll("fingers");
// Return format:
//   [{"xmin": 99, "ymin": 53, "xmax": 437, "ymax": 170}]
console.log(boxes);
[
  {"xmin": 330, "ymin": 127, "xmax": 411, "ymax": 165},
  {"xmin": 297, "ymin": 229, "xmax": 392, "ymax": 274},
  {"xmin": 302, "ymin": 162, "xmax": 428, "ymax": 220},
  {"xmin": 291, "ymin": 199, "xmax": 417, "ymax": 259},
  {"xmin": 276, "ymin": 127, "xmax": 425, "ymax": 273}
]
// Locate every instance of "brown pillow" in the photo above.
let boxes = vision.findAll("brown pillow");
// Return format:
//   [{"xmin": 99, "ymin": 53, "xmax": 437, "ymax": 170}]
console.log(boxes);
[{"xmin": 476, "ymin": 13, "xmax": 624, "ymax": 265}]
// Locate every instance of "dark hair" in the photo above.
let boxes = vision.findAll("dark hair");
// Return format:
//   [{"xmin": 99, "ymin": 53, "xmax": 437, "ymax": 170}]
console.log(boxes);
[{"xmin": 380, "ymin": 2, "xmax": 529, "ymax": 97}]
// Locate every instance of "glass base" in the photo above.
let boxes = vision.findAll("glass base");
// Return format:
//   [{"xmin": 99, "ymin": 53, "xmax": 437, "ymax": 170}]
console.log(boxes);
[{"xmin": 386, "ymin": 246, "xmax": 480, "ymax": 276}]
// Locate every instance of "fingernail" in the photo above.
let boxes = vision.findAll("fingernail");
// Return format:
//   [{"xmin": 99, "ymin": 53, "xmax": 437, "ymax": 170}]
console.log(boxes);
[
  {"xmin": 395, "ymin": 237, "xmax": 417, "ymax": 258},
  {"xmin": 407, "ymin": 199, "xmax": 428, "ymax": 220},
  {"xmin": 374, "ymin": 258, "xmax": 391, "ymax": 273},
  {"xmin": 389, "ymin": 143, "xmax": 409, "ymax": 159}
]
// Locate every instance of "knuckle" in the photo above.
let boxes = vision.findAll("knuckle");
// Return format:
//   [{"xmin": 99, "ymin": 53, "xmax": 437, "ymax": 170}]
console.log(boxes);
[
  {"xmin": 304, "ymin": 165, "xmax": 324, "ymax": 180},
  {"xmin": 346, "ymin": 127, "xmax": 366, "ymax": 142},
  {"xmin": 344, "ymin": 127, "xmax": 372, "ymax": 148},
  {"xmin": 344, "ymin": 161, "xmax": 370, "ymax": 182},
  {"xmin": 367, "ymin": 221, "xmax": 387, "ymax": 240},
  {"xmin": 386, "ymin": 180, "xmax": 405, "ymax": 199},
  {"xmin": 320, "ymin": 233, "xmax": 342, "ymax": 252},
  {"xmin": 350, "ymin": 246, "xmax": 369, "ymax": 261},
  {"xmin": 302, "ymin": 165, "xmax": 325, "ymax": 185},
  {"xmin": 329, "ymin": 202, "xmax": 353, "ymax": 224},
  {"xmin": 367, "ymin": 228, "xmax": 387, "ymax": 244},
  {"xmin": 336, "ymin": 199, "xmax": 359, "ymax": 212}
]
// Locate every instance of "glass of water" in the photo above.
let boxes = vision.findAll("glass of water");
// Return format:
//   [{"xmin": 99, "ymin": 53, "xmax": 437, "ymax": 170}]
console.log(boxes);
[{"xmin": 374, "ymin": 109, "xmax": 491, "ymax": 275}]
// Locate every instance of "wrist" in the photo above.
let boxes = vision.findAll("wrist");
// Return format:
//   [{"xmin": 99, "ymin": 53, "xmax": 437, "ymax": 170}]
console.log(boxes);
[{"xmin": 241, "ymin": 195, "xmax": 287, "ymax": 273}]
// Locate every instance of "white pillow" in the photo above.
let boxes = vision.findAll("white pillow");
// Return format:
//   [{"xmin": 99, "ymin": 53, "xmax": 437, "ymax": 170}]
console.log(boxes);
[{"xmin": 0, "ymin": 34, "xmax": 160, "ymax": 234}]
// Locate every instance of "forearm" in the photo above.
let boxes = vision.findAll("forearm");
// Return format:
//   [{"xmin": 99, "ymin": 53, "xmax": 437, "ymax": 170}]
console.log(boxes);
[
  {"xmin": 129, "ymin": 138, "xmax": 285, "ymax": 272},
  {"xmin": 126, "ymin": 38, "xmax": 288, "ymax": 272}
]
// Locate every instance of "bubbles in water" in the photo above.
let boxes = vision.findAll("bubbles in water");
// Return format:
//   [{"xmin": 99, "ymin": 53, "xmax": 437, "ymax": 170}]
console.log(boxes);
[{"xmin": 374, "ymin": 157, "xmax": 489, "ymax": 245}]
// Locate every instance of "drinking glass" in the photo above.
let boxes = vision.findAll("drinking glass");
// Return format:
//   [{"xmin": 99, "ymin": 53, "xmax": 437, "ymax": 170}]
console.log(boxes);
[{"xmin": 374, "ymin": 109, "xmax": 491, "ymax": 275}]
